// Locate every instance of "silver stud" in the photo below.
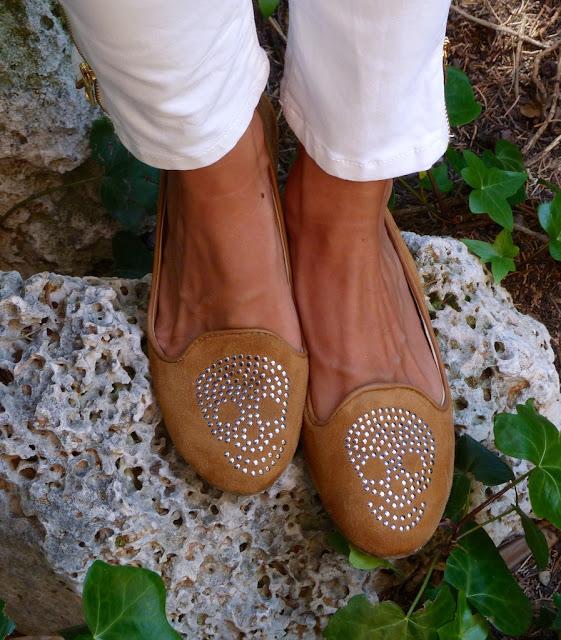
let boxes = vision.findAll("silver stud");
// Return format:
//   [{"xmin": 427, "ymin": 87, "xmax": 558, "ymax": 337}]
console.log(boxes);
[
  {"xmin": 196, "ymin": 354, "xmax": 291, "ymax": 476},
  {"xmin": 345, "ymin": 406, "xmax": 436, "ymax": 532}
]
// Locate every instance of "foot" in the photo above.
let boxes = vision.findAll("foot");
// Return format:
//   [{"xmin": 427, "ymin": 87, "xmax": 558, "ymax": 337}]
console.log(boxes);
[
  {"xmin": 154, "ymin": 111, "xmax": 302, "ymax": 359},
  {"xmin": 285, "ymin": 149, "xmax": 442, "ymax": 421}
]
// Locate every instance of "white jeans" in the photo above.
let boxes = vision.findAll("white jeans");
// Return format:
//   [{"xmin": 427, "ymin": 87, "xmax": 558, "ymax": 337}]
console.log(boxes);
[{"xmin": 62, "ymin": 0, "xmax": 451, "ymax": 181}]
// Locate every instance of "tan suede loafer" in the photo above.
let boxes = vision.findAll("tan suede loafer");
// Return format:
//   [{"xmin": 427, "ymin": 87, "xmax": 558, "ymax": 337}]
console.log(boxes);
[
  {"xmin": 147, "ymin": 97, "xmax": 308, "ymax": 494},
  {"xmin": 303, "ymin": 209, "xmax": 454, "ymax": 558}
]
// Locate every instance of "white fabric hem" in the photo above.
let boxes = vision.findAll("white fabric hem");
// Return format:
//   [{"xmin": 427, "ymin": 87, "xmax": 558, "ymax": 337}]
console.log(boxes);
[
  {"xmin": 281, "ymin": 91, "xmax": 450, "ymax": 181},
  {"xmin": 108, "ymin": 51, "xmax": 270, "ymax": 170}
]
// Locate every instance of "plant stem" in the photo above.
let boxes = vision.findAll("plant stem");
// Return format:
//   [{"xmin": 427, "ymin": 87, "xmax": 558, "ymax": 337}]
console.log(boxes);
[
  {"xmin": 1, "ymin": 175, "xmax": 103, "ymax": 223},
  {"xmin": 455, "ymin": 470, "xmax": 532, "ymax": 532},
  {"xmin": 396, "ymin": 177, "xmax": 441, "ymax": 219},
  {"xmin": 396, "ymin": 177, "xmax": 425, "ymax": 206},
  {"xmin": 268, "ymin": 16, "xmax": 287, "ymax": 42},
  {"xmin": 427, "ymin": 168, "xmax": 447, "ymax": 218},
  {"xmin": 406, "ymin": 553, "xmax": 440, "ymax": 617},
  {"xmin": 419, "ymin": 183, "xmax": 428, "ymax": 206},
  {"xmin": 455, "ymin": 505, "xmax": 517, "ymax": 541},
  {"xmin": 513, "ymin": 222, "xmax": 548, "ymax": 243}
]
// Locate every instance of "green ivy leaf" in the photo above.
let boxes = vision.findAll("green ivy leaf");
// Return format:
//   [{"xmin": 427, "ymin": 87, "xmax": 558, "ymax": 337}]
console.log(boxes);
[
  {"xmin": 327, "ymin": 530, "xmax": 350, "ymax": 555},
  {"xmin": 445, "ymin": 148, "xmax": 467, "ymax": 175},
  {"xmin": 549, "ymin": 240, "xmax": 561, "ymax": 262},
  {"xmin": 493, "ymin": 140, "xmax": 526, "ymax": 172},
  {"xmin": 494, "ymin": 400, "xmax": 559, "ymax": 465},
  {"xmin": 461, "ymin": 151, "xmax": 487, "ymax": 190},
  {"xmin": 349, "ymin": 544, "xmax": 394, "ymax": 571},
  {"xmin": 534, "ymin": 605, "xmax": 557, "ymax": 631},
  {"xmin": 455, "ymin": 434, "xmax": 514, "ymax": 486},
  {"xmin": 538, "ymin": 192, "xmax": 561, "ymax": 237},
  {"xmin": 445, "ymin": 470, "xmax": 472, "ymax": 522},
  {"xmin": 100, "ymin": 162, "xmax": 159, "ymax": 232},
  {"xmin": 538, "ymin": 192, "xmax": 561, "ymax": 262},
  {"xmin": 480, "ymin": 150, "xmax": 497, "ymax": 169},
  {"xmin": 515, "ymin": 506, "xmax": 549, "ymax": 571},
  {"xmin": 506, "ymin": 185, "xmax": 527, "ymax": 207},
  {"xmin": 0, "ymin": 600, "xmax": 15, "ymax": 640},
  {"xmin": 112, "ymin": 231, "xmax": 153, "ymax": 278},
  {"xmin": 324, "ymin": 588, "xmax": 455, "ymax": 640},
  {"xmin": 90, "ymin": 117, "xmax": 159, "ymax": 232},
  {"xmin": 90, "ymin": 118, "xmax": 129, "ymax": 169},
  {"xmin": 489, "ymin": 257, "xmax": 513, "ymax": 284},
  {"xmin": 437, "ymin": 590, "xmax": 489, "ymax": 640},
  {"xmin": 412, "ymin": 585, "xmax": 457, "ymax": 634},
  {"xmin": 461, "ymin": 239, "xmax": 497, "ymax": 262},
  {"xmin": 493, "ymin": 227, "xmax": 519, "ymax": 258},
  {"xmin": 444, "ymin": 526, "xmax": 532, "ymax": 636},
  {"xmin": 553, "ymin": 594, "xmax": 561, "ymax": 631},
  {"xmin": 420, "ymin": 164, "xmax": 454, "ymax": 194},
  {"xmin": 481, "ymin": 147, "xmax": 527, "ymax": 205},
  {"xmin": 462, "ymin": 229, "xmax": 519, "ymax": 284},
  {"xmin": 328, "ymin": 531, "xmax": 395, "ymax": 572},
  {"xmin": 258, "ymin": 0, "xmax": 279, "ymax": 17},
  {"xmin": 469, "ymin": 182, "xmax": 515, "ymax": 228},
  {"xmin": 324, "ymin": 596, "xmax": 403, "ymax": 639},
  {"xmin": 83, "ymin": 561, "xmax": 181, "ymax": 640},
  {"xmin": 490, "ymin": 140, "xmax": 528, "ymax": 206},
  {"xmin": 494, "ymin": 400, "xmax": 561, "ymax": 529},
  {"xmin": 461, "ymin": 151, "xmax": 527, "ymax": 230},
  {"xmin": 445, "ymin": 67, "xmax": 482, "ymax": 127}
]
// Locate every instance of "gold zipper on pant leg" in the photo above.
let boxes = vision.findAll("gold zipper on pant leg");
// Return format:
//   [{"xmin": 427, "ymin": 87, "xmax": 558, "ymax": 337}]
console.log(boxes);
[
  {"xmin": 443, "ymin": 36, "xmax": 451, "ymax": 140},
  {"xmin": 62, "ymin": 7, "xmax": 108, "ymax": 114},
  {"xmin": 443, "ymin": 36, "xmax": 451, "ymax": 66}
]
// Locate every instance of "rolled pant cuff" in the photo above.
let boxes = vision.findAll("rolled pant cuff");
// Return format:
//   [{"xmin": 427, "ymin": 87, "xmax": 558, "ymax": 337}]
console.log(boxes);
[
  {"xmin": 110, "ymin": 49, "xmax": 270, "ymax": 170},
  {"xmin": 281, "ymin": 91, "xmax": 450, "ymax": 182}
]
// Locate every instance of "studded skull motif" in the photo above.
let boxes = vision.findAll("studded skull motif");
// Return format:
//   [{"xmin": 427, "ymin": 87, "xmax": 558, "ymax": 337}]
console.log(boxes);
[
  {"xmin": 345, "ymin": 407, "xmax": 436, "ymax": 532},
  {"xmin": 195, "ymin": 354, "xmax": 290, "ymax": 477}
]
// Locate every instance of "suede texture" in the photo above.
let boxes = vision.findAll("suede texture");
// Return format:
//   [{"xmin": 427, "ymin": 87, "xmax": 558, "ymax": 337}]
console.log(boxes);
[
  {"xmin": 302, "ymin": 209, "xmax": 454, "ymax": 558},
  {"xmin": 149, "ymin": 331, "xmax": 308, "ymax": 494},
  {"xmin": 147, "ymin": 96, "xmax": 309, "ymax": 494}
]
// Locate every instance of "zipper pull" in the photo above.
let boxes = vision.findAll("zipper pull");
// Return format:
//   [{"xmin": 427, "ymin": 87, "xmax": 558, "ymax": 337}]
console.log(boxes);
[
  {"xmin": 443, "ymin": 37, "xmax": 450, "ymax": 68},
  {"xmin": 64, "ymin": 7, "xmax": 107, "ymax": 113},
  {"xmin": 76, "ymin": 61, "xmax": 100, "ymax": 108}
]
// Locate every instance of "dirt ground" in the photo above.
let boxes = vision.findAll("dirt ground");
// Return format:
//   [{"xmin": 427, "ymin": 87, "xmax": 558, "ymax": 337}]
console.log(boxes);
[{"xmin": 256, "ymin": 2, "xmax": 561, "ymax": 637}]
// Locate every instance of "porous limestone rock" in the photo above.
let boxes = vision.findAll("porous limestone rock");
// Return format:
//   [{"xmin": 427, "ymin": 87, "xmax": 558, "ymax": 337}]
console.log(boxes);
[
  {"xmin": 0, "ymin": 0, "xmax": 117, "ymax": 276},
  {"xmin": 0, "ymin": 270, "xmax": 376, "ymax": 638},
  {"xmin": 405, "ymin": 232, "xmax": 561, "ymax": 542},
  {"xmin": 0, "ymin": 234, "xmax": 560, "ymax": 638}
]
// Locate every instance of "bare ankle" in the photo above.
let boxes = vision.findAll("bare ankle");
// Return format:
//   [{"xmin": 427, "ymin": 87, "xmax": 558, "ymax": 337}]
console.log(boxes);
[
  {"xmin": 170, "ymin": 112, "xmax": 268, "ymax": 199},
  {"xmin": 286, "ymin": 149, "xmax": 392, "ymax": 230}
]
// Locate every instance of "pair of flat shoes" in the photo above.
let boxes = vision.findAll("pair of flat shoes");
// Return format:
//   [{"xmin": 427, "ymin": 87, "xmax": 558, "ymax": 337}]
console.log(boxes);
[{"xmin": 147, "ymin": 97, "xmax": 454, "ymax": 559}]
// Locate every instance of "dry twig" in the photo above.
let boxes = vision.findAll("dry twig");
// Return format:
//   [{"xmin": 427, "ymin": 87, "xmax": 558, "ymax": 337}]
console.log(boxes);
[
  {"xmin": 267, "ymin": 17, "xmax": 287, "ymax": 43},
  {"xmin": 528, "ymin": 132, "xmax": 561, "ymax": 167},
  {"xmin": 513, "ymin": 14, "xmax": 526, "ymax": 98},
  {"xmin": 451, "ymin": 5, "xmax": 549, "ymax": 50},
  {"xmin": 513, "ymin": 222, "xmax": 548, "ymax": 243},
  {"xmin": 523, "ymin": 47, "xmax": 561, "ymax": 154}
]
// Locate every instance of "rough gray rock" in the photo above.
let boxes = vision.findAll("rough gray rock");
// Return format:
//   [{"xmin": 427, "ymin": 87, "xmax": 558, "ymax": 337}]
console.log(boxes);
[
  {"xmin": 0, "ymin": 269, "xmax": 376, "ymax": 638},
  {"xmin": 406, "ymin": 232, "xmax": 561, "ymax": 542},
  {"xmin": 407, "ymin": 233, "xmax": 560, "ymax": 432},
  {"xmin": 0, "ymin": 0, "xmax": 117, "ymax": 277},
  {"xmin": 0, "ymin": 234, "xmax": 559, "ymax": 638}
]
